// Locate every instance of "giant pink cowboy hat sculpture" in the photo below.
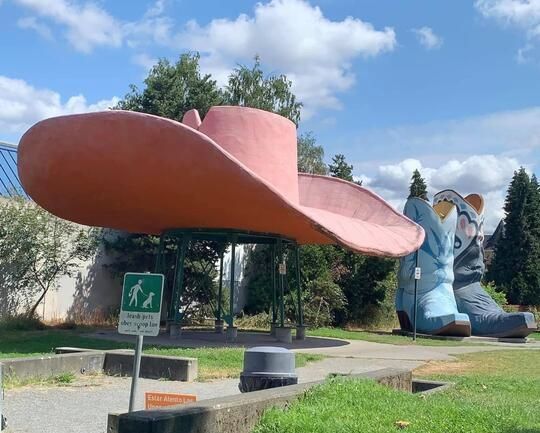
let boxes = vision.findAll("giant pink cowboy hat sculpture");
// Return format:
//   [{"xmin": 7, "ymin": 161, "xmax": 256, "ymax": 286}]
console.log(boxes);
[{"xmin": 18, "ymin": 106, "xmax": 424, "ymax": 256}]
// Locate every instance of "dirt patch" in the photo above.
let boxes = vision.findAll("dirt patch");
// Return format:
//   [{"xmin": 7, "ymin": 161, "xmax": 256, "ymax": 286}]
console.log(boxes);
[{"xmin": 414, "ymin": 359, "xmax": 474, "ymax": 376}]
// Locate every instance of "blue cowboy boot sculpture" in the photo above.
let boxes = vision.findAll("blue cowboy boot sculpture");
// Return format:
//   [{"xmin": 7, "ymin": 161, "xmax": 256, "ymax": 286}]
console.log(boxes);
[
  {"xmin": 434, "ymin": 190, "xmax": 537, "ymax": 338},
  {"xmin": 396, "ymin": 197, "xmax": 471, "ymax": 336}
]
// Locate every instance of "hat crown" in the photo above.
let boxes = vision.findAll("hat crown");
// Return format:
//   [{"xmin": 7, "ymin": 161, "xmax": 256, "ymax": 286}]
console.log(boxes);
[{"xmin": 198, "ymin": 106, "xmax": 299, "ymax": 204}]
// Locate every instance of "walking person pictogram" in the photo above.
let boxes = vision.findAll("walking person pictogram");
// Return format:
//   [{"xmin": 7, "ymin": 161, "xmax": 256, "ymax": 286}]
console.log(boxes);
[{"xmin": 129, "ymin": 279, "xmax": 146, "ymax": 307}]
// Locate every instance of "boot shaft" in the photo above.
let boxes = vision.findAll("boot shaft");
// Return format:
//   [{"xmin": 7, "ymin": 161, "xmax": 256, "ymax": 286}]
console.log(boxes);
[
  {"xmin": 433, "ymin": 190, "xmax": 485, "ymax": 289},
  {"xmin": 398, "ymin": 197, "xmax": 456, "ymax": 294}
]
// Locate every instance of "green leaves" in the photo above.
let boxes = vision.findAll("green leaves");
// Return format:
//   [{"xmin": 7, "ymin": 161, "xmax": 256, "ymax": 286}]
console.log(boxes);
[
  {"xmin": 488, "ymin": 167, "xmax": 540, "ymax": 305},
  {"xmin": 224, "ymin": 56, "xmax": 302, "ymax": 126},
  {"xmin": 0, "ymin": 197, "xmax": 98, "ymax": 317}
]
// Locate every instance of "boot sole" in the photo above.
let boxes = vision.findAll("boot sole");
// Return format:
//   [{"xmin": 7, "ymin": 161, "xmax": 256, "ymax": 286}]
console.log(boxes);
[
  {"xmin": 476, "ymin": 323, "xmax": 537, "ymax": 339},
  {"xmin": 433, "ymin": 320, "xmax": 471, "ymax": 337},
  {"xmin": 396, "ymin": 311, "xmax": 472, "ymax": 337}
]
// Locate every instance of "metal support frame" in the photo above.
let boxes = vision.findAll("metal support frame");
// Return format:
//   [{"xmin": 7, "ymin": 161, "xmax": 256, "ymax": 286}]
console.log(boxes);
[
  {"xmin": 216, "ymin": 249, "xmax": 224, "ymax": 322},
  {"xmin": 170, "ymin": 234, "xmax": 190, "ymax": 324},
  {"xmin": 295, "ymin": 245, "xmax": 303, "ymax": 327},
  {"xmin": 277, "ymin": 239, "xmax": 285, "ymax": 327},
  {"xmin": 158, "ymin": 228, "xmax": 297, "ymax": 334},
  {"xmin": 228, "ymin": 235, "xmax": 237, "ymax": 327},
  {"xmin": 271, "ymin": 244, "xmax": 277, "ymax": 325}
]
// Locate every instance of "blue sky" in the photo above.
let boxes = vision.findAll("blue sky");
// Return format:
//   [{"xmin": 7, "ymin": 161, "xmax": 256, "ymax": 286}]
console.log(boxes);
[{"xmin": 2, "ymin": 0, "xmax": 540, "ymax": 230}]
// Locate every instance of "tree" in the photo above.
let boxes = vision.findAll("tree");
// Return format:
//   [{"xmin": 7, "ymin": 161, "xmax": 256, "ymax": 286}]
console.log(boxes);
[
  {"xmin": 116, "ymin": 53, "xmax": 223, "ymax": 120},
  {"xmin": 112, "ymin": 53, "xmax": 304, "ymax": 320},
  {"xmin": 224, "ymin": 56, "xmax": 302, "ymax": 125},
  {"xmin": 488, "ymin": 168, "xmax": 540, "ymax": 304},
  {"xmin": 0, "ymin": 198, "xmax": 98, "ymax": 317},
  {"xmin": 297, "ymin": 132, "xmax": 328, "ymax": 175},
  {"xmin": 329, "ymin": 154, "xmax": 354, "ymax": 182},
  {"xmin": 518, "ymin": 173, "xmax": 540, "ymax": 305},
  {"xmin": 408, "ymin": 169, "xmax": 428, "ymax": 200}
]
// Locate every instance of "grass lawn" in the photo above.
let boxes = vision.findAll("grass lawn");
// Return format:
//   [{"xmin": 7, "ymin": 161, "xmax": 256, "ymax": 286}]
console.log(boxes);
[
  {"xmin": 254, "ymin": 349, "xmax": 540, "ymax": 433},
  {"xmin": 308, "ymin": 327, "xmax": 489, "ymax": 346},
  {"xmin": 529, "ymin": 332, "xmax": 540, "ymax": 341},
  {"xmin": 0, "ymin": 329, "xmax": 323, "ymax": 384}
]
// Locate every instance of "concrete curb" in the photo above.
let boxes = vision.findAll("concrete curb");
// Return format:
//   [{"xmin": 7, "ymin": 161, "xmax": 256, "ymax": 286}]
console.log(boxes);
[
  {"xmin": 0, "ymin": 348, "xmax": 197, "ymax": 382},
  {"xmin": 112, "ymin": 368, "xmax": 411, "ymax": 433}
]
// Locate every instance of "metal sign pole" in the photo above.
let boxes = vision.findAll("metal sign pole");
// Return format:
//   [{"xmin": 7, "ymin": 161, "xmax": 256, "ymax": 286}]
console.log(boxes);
[
  {"xmin": 126, "ymin": 234, "xmax": 165, "ymax": 412},
  {"xmin": 413, "ymin": 251, "xmax": 420, "ymax": 342},
  {"xmin": 1, "ymin": 363, "xmax": 4, "ymax": 431},
  {"xmin": 128, "ymin": 334, "xmax": 144, "ymax": 412}
]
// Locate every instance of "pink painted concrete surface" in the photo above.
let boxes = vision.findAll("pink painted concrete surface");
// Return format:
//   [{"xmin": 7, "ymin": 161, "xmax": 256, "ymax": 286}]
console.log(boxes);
[{"xmin": 18, "ymin": 106, "xmax": 424, "ymax": 257}]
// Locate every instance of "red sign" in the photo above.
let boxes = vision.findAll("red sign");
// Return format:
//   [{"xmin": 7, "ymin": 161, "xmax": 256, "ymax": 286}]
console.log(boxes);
[{"xmin": 145, "ymin": 392, "xmax": 197, "ymax": 409}]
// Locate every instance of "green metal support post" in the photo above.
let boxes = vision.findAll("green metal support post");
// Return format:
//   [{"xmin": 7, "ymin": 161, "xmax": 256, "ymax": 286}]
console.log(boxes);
[
  {"xmin": 271, "ymin": 244, "xmax": 277, "ymax": 325},
  {"xmin": 171, "ymin": 234, "xmax": 190, "ymax": 324},
  {"xmin": 155, "ymin": 233, "xmax": 165, "ymax": 274},
  {"xmin": 229, "ymin": 236, "xmax": 237, "ymax": 327},
  {"xmin": 278, "ymin": 239, "xmax": 285, "ymax": 327},
  {"xmin": 217, "ymin": 249, "xmax": 224, "ymax": 322},
  {"xmin": 295, "ymin": 245, "xmax": 303, "ymax": 327}
]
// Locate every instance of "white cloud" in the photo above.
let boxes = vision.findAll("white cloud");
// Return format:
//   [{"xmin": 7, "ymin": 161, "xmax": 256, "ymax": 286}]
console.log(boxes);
[
  {"xmin": 17, "ymin": 16, "xmax": 53, "ymax": 40},
  {"xmin": 14, "ymin": 0, "xmax": 123, "ymax": 53},
  {"xmin": 0, "ymin": 75, "xmax": 119, "ymax": 138},
  {"xmin": 412, "ymin": 26, "xmax": 443, "ymax": 50},
  {"xmin": 363, "ymin": 155, "xmax": 522, "ymax": 232},
  {"xmin": 475, "ymin": 0, "xmax": 540, "ymax": 37},
  {"xmin": 14, "ymin": 0, "xmax": 175, "ymax": 53},
  {"xmin": 476, "ymin": 0, "xmax": 540, "ymax": 59},
  {"xmin": 12, "ymin": 0, "xmax": 396, "ymax": 118},
  {"xmin": 175, "ymin": 0, "xmax": 396, "ymax": 117},
  {"xmin": 352, "ymin": 106, "xmax": 540, "ymax": 171}
]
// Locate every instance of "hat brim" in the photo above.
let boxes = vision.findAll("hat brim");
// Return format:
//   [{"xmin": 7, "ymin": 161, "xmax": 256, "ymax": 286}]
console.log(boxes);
[{"xmin": 18, "ymin": 110, "xmax": 424, "ymax": 257}]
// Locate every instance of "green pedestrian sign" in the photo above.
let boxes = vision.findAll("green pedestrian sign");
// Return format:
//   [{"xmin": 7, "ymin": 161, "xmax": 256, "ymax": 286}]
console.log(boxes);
[{"xmin": 118, "ymin": 272, "xmax": 164, "ymax": 337}]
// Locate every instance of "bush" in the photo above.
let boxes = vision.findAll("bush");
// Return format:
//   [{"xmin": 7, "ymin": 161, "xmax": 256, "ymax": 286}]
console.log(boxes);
[
  {"xmin": 235, "ymin": 312, "xmax": 271, "ymax": 330},
  {"xmin": 0, "ymin": 314, "xmax": 46, "ymax": 331},
  {"xmin": 484, "ymin": 282, "xmax": 508, "ymax": 307}
]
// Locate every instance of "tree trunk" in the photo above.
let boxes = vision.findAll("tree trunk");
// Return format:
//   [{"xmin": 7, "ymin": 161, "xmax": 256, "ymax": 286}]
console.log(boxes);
[{"xmin": 27, "ymin": 287, "xmax": 48, "ymax": 318}]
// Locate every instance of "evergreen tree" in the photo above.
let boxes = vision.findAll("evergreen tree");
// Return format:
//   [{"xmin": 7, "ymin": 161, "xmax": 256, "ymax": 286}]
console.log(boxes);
[
  {"xmin": 408, "ymin": 169, "xmax": 428, "ymax": 200},
  {"xmin": 520, "ymin": 174, "xmax": 540, "ymax": 305},
  {"xmin": 329, "ymin": 154, "xmax": 354, "ymax": 182},
  {"xmin": 487, "ymin": 167, "xmax": 540, "ymax": 304}
]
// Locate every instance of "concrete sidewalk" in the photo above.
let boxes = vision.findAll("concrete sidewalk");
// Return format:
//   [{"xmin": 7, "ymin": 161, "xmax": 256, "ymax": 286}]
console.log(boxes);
[{"xmin": 2, "ymin": 356, "xmax": 422, "ymax": 433}]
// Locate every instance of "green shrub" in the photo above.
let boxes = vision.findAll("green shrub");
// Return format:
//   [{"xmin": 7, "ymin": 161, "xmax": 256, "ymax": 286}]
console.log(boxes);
[
  {"xmin": 483, "ymin": 282, "xmax": 508, "ymax": 307},
  {"xmin": 0, "ymin": 314, "xmax": 46, "ymax": 331}
]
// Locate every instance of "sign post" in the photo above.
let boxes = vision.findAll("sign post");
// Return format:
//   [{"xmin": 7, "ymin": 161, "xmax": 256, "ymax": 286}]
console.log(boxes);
[
  {"xmin": 413, "ymin": 251, "xmax": 421, "ymax": 342},
  {"xmin": 118, "ymin": 272, "xmax": 164, "ymax": 412}
]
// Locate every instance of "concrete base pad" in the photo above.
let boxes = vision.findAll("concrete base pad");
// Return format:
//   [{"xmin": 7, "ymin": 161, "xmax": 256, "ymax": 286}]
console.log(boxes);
[
  {"xmin": 226, "ymin": 326, "xmax": 238, "ymax": 342},
  {"xmin": 275, "ymin": 327, "xmax": 292, "ymax": 344},
  {"xmin": 214, "ymin": 320, "xmax": 225, "ymax": 334},
  {"xmin": 296, "ymin": 325, "xmax": 307, "ymax": 341},
  {"xmin": 269, "ymin": 323, "xmax": 277, "ymax": 337},
  {"xmin": 392, "ymin": 329, "xmax": 531, "ymax": 344},
  {"xmin": 169, "ymin": 324, "xmax": 182, "ymax": 338}
]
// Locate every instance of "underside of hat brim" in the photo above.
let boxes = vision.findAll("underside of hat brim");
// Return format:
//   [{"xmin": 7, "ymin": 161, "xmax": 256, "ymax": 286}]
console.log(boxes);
[{"xmin": 18, "ymin": 110, "xmax": 424, "ymax": 257}]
